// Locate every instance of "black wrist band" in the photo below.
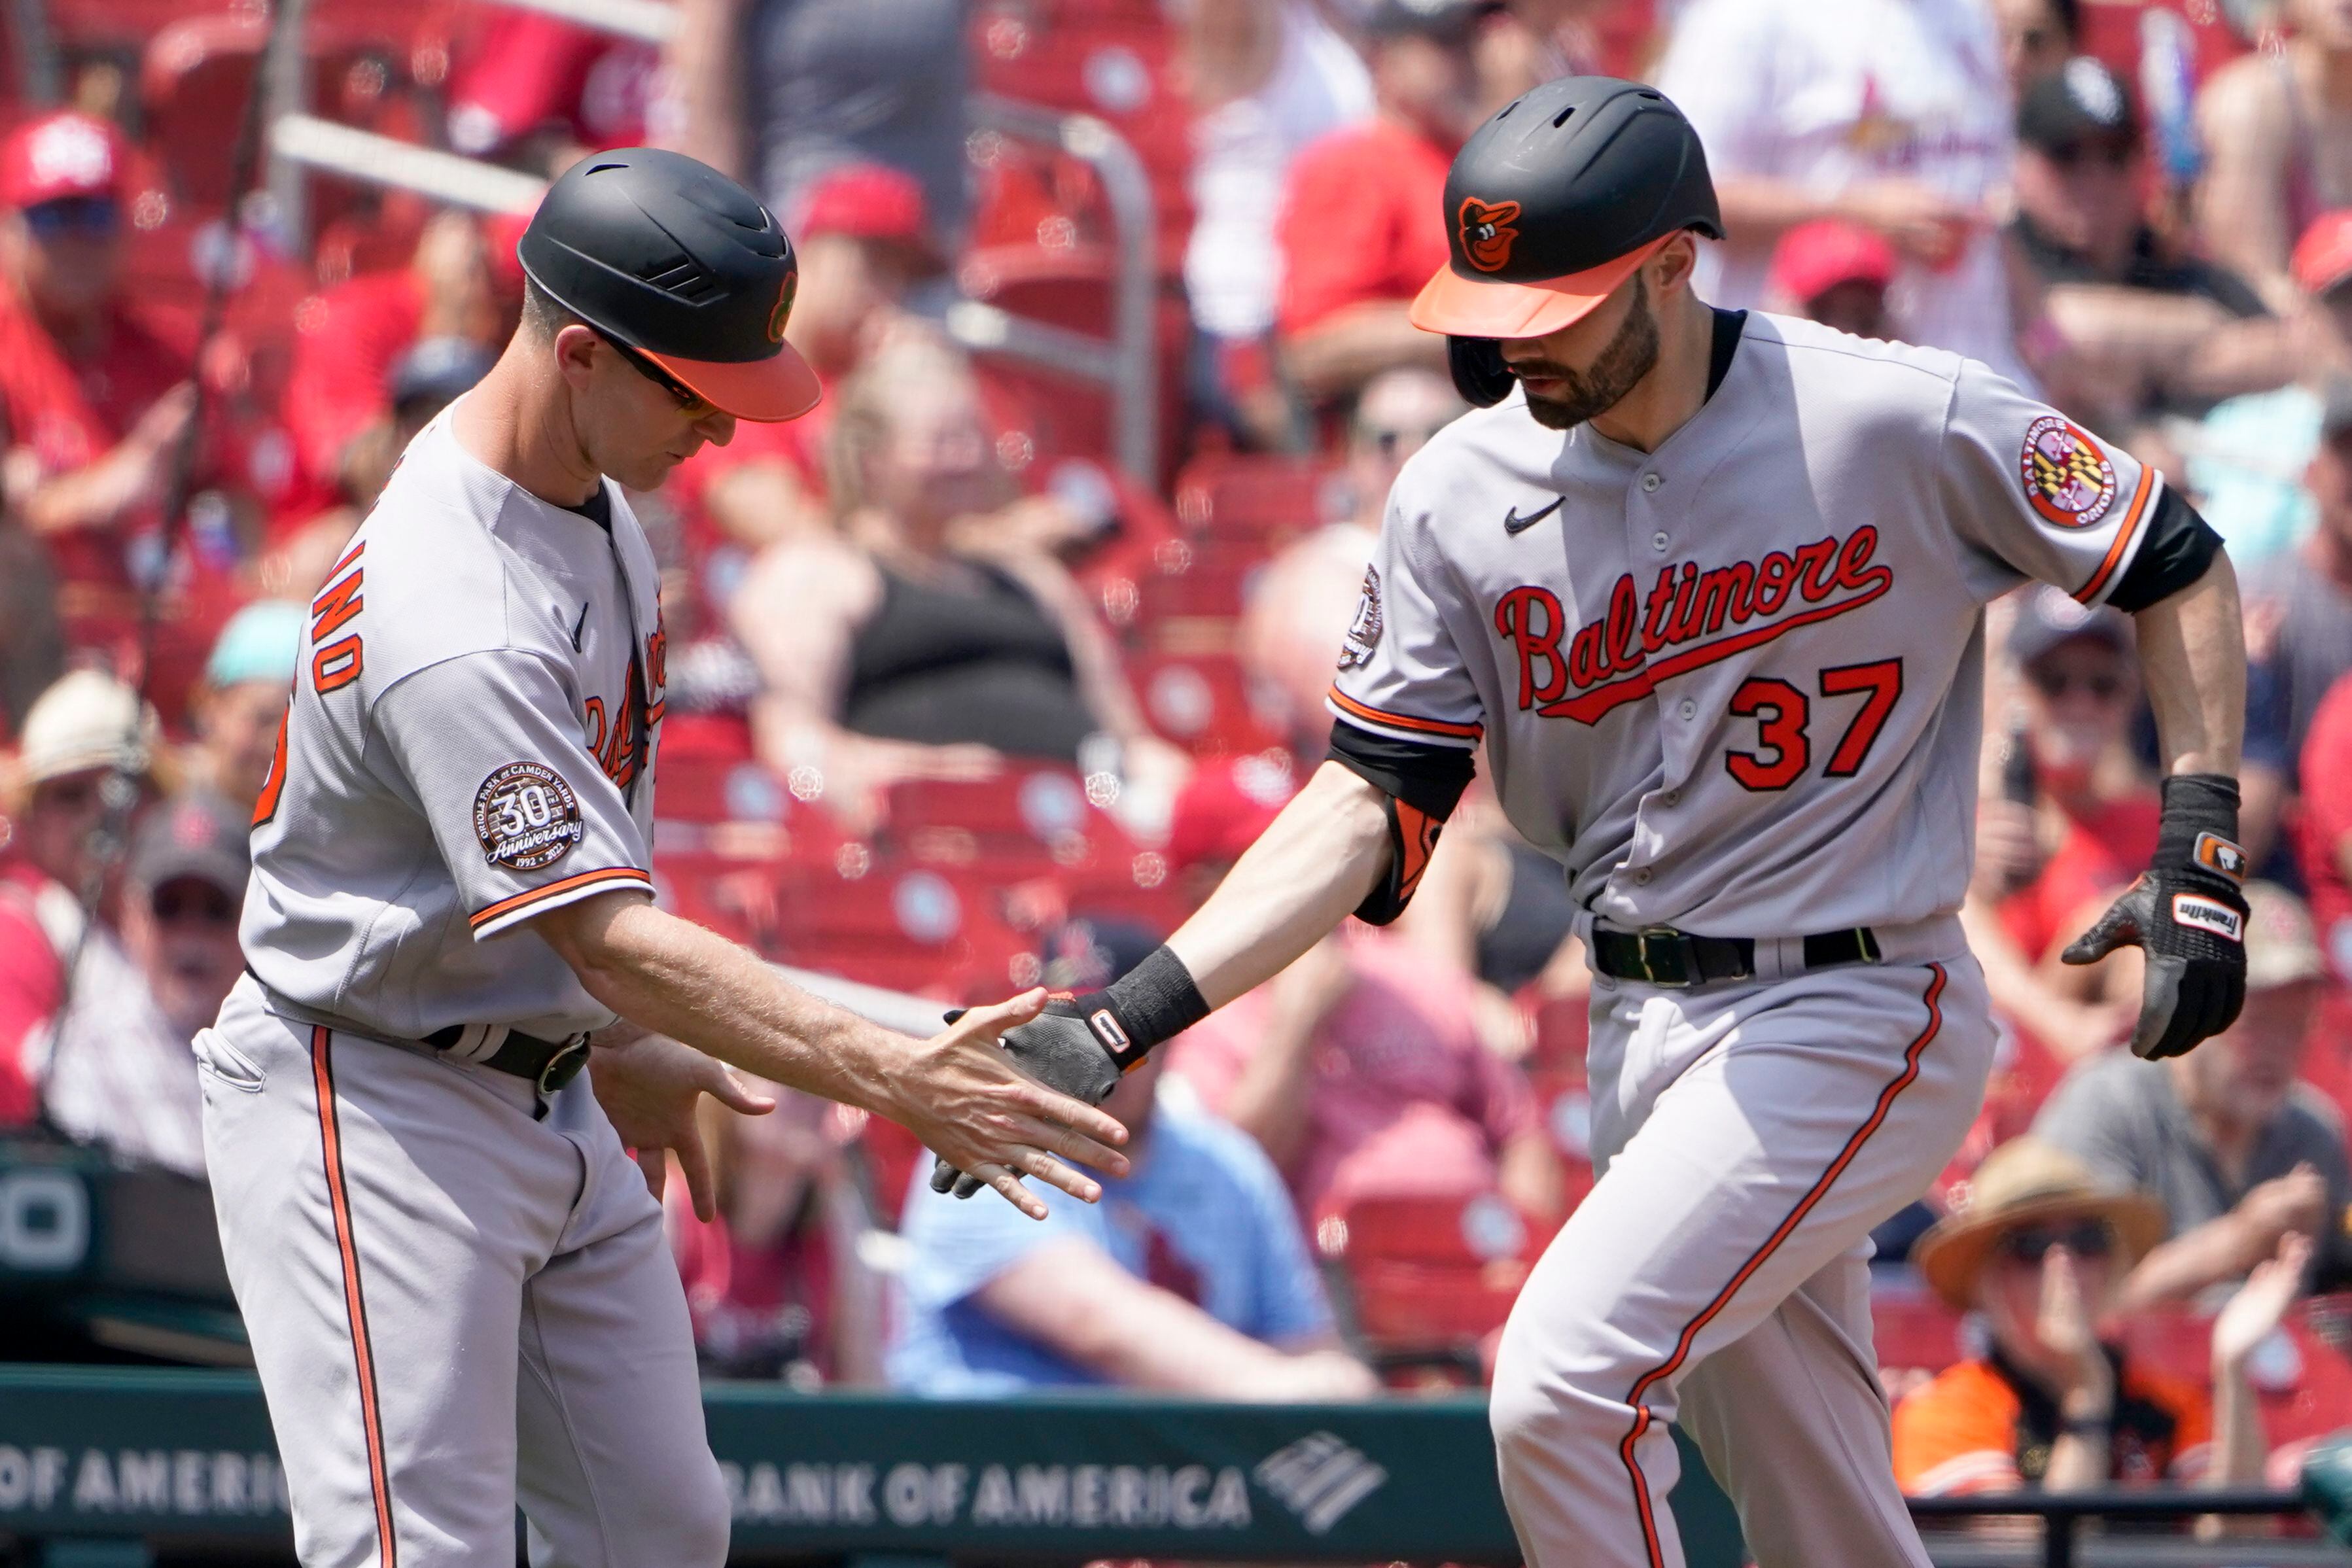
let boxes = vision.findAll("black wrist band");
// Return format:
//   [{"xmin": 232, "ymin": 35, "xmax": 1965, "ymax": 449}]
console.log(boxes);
[
  {"xmin": 1095, "ymin": 945, "xmax": 1211, "ymax": 1068},
  {"xmin": 2058, "ymin": 1414, "xmax": 2112, "ymax": 1438},
  {"xmin": 2156, "ymin": 773, "xmax": 2245, "ymax": 881}
]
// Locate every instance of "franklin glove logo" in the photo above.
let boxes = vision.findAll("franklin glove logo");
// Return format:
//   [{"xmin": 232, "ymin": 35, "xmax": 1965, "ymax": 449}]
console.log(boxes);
[{"xmin": 1255, "ymin": 1433, "xmax": 1387, "ymax": 1535}]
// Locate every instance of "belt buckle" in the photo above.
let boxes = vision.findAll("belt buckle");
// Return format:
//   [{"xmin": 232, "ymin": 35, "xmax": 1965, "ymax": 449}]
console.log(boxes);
[
  {"xmin": 537, "ymin": 1038, "xmax": 591, "ymax": 1095},
  {"xmin": 1634, "ymin": 927, "xmax": 1695, "ymax": 988}
]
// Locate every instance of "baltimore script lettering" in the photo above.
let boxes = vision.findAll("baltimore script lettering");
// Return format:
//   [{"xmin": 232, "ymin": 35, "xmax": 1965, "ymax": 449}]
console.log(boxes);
[{"xmin": 1494, "ymin": 525, "xmax": 1896, "ymax": 725}]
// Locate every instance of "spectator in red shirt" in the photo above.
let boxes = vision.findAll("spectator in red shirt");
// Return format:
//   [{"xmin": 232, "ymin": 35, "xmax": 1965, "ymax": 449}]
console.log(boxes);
[
  {"xmin": 1162, "ymin": 756, "xmax": 1565, "ymax": 1223},
  {"xmin": 277, "ymin": 210, "xmax": 506, "ymax": 520},
  {"xmin": 1964, "ymin": 588, "xmax": 2149, "ymax": 1113},
  {"xmin": 0, "ymin": 669, "xmax": 158, "ymax": 1127},
  {"xmin": 445, "ymin": 9, "xmax": 658, "ymax": 173},
  {"xmin": 1274, "ymin": 0, "xmax": 1492, "ymax": 404},
  {"xmin": 0, "ymin": 112, "xmax": 197, "ymax": 613}
]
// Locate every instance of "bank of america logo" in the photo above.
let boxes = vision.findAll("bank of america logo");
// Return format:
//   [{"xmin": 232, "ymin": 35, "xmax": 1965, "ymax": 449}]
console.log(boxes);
[{"xmin": 1255, "ymin": 1432, "xmax": 1387, "ymax": 1535}]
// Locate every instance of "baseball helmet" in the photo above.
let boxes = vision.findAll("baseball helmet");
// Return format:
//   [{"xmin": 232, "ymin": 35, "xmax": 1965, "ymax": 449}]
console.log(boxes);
[
  {"xmin": 517, "ymin": 147, "xmax": 820, "ymax": 423},
  {"xmin": 1413, "ymin": 77, "xmax": 1722, "ymax": 402}
]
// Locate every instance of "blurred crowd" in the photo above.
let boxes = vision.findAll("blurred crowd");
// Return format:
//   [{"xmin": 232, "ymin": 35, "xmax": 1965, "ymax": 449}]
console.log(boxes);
[{"xmin": 3, "ymin": 0, "xmax": 2352, "ymax": 1519}]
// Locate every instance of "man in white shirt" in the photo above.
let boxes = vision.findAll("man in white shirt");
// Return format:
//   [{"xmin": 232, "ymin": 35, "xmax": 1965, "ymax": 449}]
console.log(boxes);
[{"xmin": 1654, "ymin": 0, "xmax": 2031, "ymax": 381}]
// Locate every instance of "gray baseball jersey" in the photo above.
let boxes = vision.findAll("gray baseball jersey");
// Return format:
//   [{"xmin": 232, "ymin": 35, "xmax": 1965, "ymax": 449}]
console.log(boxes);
[
  {"xmin": 240, "ymin": 406, "xmax": 668, "ymax": 1043},
  {"xmin": 1331, "ymin": 311, "xmax": 2161, "ymax": 1568},
  {"xmin": 204, "ymin": 403, "xmax": 723, "ymax": 1568},
  {"xmin": 1329, "ymin": 310, "xmax": 2158, "ymax": 935}
]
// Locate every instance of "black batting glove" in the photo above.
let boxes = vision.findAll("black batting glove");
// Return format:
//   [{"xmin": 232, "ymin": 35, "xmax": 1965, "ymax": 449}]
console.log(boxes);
[
  {"xmin": 930, "ymin": 945, "xmax": 1210, "ymax": 1200},
  {"xmin": 2062, "ymin": 774, "xmax": 2249, "ymax": 1060}
]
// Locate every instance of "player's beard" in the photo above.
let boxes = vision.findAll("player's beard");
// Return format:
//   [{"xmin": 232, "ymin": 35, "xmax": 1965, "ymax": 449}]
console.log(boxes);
[{"xmin": 1511, "ymin": 276, "xmax": 1661, "ymax": 431}]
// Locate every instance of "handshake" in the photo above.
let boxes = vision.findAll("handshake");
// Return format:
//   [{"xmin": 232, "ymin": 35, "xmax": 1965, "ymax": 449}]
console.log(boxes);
[{"xmin": 929, "ymin": 945, "xmax": 1210, "ymax": 1200}]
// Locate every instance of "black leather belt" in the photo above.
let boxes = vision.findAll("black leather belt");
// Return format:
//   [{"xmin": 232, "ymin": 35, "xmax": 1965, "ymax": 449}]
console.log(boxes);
[
  {"xmin": 423, "ymin": 1024, "xmax": 592, "ymax": 1094},
  {"xmin": 1590, "ymin": 924, "xmax": 1884, "ymax": 988}
]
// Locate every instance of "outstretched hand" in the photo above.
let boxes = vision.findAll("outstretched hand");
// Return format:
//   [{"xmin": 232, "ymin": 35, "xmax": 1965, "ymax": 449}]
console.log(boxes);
[
  {"xmin": 929, "ymin": 997, "xmax": 1127, "ymax": 1200},
  {"xmin": 589, "ymin": 1034, "xmax": 775, "ymax": 1220},
  {"xmin": 886, "ymin": 990, "xmax": 1130, "ymax": 1219}
]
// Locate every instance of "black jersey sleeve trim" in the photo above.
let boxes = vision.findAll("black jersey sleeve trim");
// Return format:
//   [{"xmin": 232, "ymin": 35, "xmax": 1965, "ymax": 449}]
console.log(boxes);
[
  {"xmin": 1327, "ymin": 718, "xmax": 1477, "ymax": 820},
  {"xmin": 2103, "ymin": 485, "xmax": 2224, "ymax": 614}
]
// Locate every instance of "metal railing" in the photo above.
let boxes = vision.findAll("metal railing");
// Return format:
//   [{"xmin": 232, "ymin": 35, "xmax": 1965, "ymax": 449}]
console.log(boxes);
[
  {"xmin": 251, "ymin": 0, "xmax": 1163, "ymax": 479},
  {"xmin": 1912, "ymin": 1486, "xmax": 2345, "ymax": 1568}
]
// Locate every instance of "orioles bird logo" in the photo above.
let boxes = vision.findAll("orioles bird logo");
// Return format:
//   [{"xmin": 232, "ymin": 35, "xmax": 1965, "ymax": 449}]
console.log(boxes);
[
  {"xmin": 766, "ymin": 272, "xmax": 798, "ymax": 343},
  {"xmin": 1459, "ymin": 198, "xmax": 1522, "ymax": 272}
]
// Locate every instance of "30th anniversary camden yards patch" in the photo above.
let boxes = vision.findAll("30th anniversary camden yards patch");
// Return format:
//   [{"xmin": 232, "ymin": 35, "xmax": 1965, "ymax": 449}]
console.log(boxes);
[{"xmin": 474, "ymin": 761, "xmax": 586, "ymax": 871}]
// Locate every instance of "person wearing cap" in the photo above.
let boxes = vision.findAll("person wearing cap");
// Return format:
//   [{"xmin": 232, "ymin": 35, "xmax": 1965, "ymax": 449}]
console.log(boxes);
[
  {"xmin": 679, "ymin": 161, "xmax": 942, "ymax": 555},
  {"xmin": 1274, "ymin": 0, "xmax": 1496, "ymax": 402},
  {"xmin": 0, "ymin": 111, "xmax": 200, "ymax": 604},
  {"xmin": 1893, "ymin": 1137, "xmax": 2302, "ymax": 1502},
  {"xmin": 1764, "ymin": 219, "xmax": 1898, "ymax": 340},
  {"xmin": 183, "ymin": 601, "xmax": 304, "ymax": 810},
  {"xmin": 2192, "ymin": 0, "xmax": 2352, "ymax": 316},
  {"xmin": 0, "ymin": 669, "xmax": 160, "ymax": 1131},
  {"xmin": 1960, "ymin": 590, "xmax": 2149, "ymax": 1117},
  {"xmin": 37, "ymin": 790, "xmax": 252, "ymax": 1179},
  {"xmin": 928, "ymin": 76, "xmax": 2253, "ymax": 1568},
  {"xmin": 2036, "ymin": 880, "xmax": 2352, "ymax": 1306},
  {"xmin": 1653, "ymin": 0, "xmax": 2033, "ymax": 384},
  {"xmin": 266, "ymin": 328, "xmax": 502, "ymax": 600},
  {"xmin": 2007, "ymin": 59, "xmax": 2286, "ymax": 432},
  {"xmin": 1160, "ymin": 755, "xmax": 1566, "ymax": 1223},
  {"xmin": 890, "ymin": 917, "xmax": 1375, "ymax": 1401},
  {"xmin": 202, "ymin": 148, "xmax": 1130, "ymax": 1568}
]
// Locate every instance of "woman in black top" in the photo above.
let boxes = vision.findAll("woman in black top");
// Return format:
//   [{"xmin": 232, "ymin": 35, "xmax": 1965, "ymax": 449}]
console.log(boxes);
[{"xmin": 731, "ymin": 330, "xmax": 1182, "ymax": 826}]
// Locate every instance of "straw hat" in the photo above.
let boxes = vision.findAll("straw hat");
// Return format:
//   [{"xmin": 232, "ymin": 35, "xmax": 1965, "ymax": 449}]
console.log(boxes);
[
  {"xmin": 4, "ymin": 669, "xmax": 156, "ymax": 802},
  {"xmin": 1913, "ymin": 1139, "xmax": 2167, "ymax": 1310}
]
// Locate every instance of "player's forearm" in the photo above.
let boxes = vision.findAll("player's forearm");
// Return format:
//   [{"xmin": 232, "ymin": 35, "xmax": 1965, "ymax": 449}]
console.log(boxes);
[
  {"xmin": 539, "ymin": 894, "xmax": 911, "ymax": 1115},
  {"xmin": 1165, "ymin": 763, "xmax": 1393, "ymax": 1008},
  {"xmin": 2133, "ymin": 552, "xmax": 2245, "ymax": 779}
]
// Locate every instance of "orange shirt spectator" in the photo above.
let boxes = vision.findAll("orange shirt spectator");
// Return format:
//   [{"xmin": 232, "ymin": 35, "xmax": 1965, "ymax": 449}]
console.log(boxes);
[
  {"xmin": 1895, "ymin": 1355, "xmax": 2211, "ymax": 1496},
  {"xmin": 1892, "ymin": 1138, "xmax": 2298, "ymax": 1505}
]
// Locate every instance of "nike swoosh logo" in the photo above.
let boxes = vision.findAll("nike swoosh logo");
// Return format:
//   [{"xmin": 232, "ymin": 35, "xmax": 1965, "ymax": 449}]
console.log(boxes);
[
  {"xmin": 570, "ymin": 601, "xmax": 590, "ymax": 652},
  {"xmin": 1503, "ymin": 496, "xmax": 1564, "ymax": 535}
]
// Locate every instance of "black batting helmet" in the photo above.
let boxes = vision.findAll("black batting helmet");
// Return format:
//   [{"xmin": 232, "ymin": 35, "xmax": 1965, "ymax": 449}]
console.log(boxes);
[
  {"xmin": 518, "ymin": 147, "xmax": 820, "ymax": 423},
  {"xmin": 1412, "ymin": 77, "xmax": 1721, "ymax": 353}
]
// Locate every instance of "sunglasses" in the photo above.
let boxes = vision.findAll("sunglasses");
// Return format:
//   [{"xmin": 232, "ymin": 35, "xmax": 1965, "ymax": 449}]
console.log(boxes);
[
  {"xmin": 1358, "ymin": 423, "xmax": 1451, "ymax": 458},
  {"xmin": 2027, "ymin": 667, "xmax": 2124, "ymax": 701},
  {"xmin": 1997, "ymin": 1218, "xmax": 2114, "ymax": 1264},
  {"xmin": 599, "ymin": 333, "xmax": 718, "ymax": 420},
  {"xmin": 2046, "ymin": 141, "xmax": 2135, "ymax": 173},
  {"xmin": 22, "ymin": 196, "xmax": 118, "ymax": 240},
  {"xmin": 151, "ymin": 880, "xmax": 237, "ymax": 927}
]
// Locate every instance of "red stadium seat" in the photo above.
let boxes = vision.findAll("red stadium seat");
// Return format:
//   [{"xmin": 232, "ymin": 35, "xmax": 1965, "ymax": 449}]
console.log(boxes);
[
  {"xmin": 1172, "ymin": 454, "xmax": 1350, "ymax": 547},
  {"xmin": 1319, "ymin": 1193, "xmax": 1541, "ymax": 1372},
  {"xmin": 1132, "ymin": 651, "xmax": 1288, "ymax": 758}
]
